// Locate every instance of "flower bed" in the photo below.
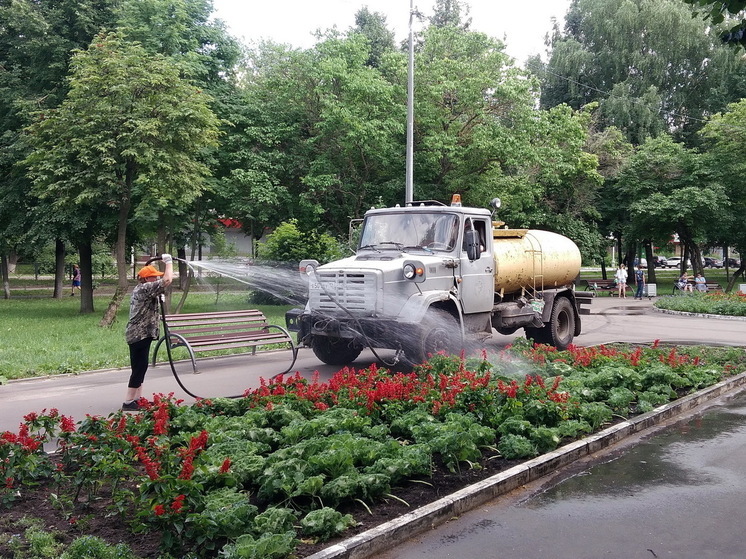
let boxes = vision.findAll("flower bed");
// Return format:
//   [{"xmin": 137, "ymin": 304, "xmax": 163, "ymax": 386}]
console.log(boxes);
[
  {"xmin": 2, "ymin": 340, "xmax": 745, "ymax": 558},
  {"xmin": 655, "ymin": 290, "xmax": 746, "ymax": 316}
]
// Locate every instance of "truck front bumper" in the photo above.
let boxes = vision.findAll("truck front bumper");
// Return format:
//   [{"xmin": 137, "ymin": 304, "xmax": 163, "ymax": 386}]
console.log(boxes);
[{"xmin": 286, "ymin": 308, "xmax": 413, "ymax": 351}]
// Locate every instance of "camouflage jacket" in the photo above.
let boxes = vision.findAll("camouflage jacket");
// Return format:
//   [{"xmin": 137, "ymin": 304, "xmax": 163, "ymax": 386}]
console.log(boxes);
[{"xmin": 124, "ymin": 280, "xmax": 166, "ymax": 345}]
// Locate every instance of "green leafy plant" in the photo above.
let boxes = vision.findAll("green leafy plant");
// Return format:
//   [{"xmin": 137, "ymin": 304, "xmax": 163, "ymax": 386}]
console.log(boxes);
[{"xmin": 300, "ymin": 507, "xmax": 356, "ymax": 542}]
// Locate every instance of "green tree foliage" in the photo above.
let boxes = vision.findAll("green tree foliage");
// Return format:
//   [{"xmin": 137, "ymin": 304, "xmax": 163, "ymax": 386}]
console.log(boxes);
[
  {"xmin": 351, "ymin": 7, "xmax": 396, "ymax": 68},
  {"xmin": 227, "ymin": 34, "xmax": 405, "ymax": 239},
  {"xmin": 429, "ymin": 0, "xmax": 472, "ymax": 29},
  {"xmin": 24, "ymin": 33, "xmax": 220, "ymax": 321},
  {"xmin": 683, "ymin": 0, "xmax": 746, "ymax": 46},
  {"xmin": 0, "ymin": 0, "xmax": 120, "ymax": 298},
  {"xmin": 258, "ymin": 220, "xmax": 343, "ymax": 265},
  {"xmin": 411, "ymin": 24, "xmax": 604, "ymax": 258},
  {"xmin": 539, "ymin": 0, "xmax": 746, "ymax": 145},
  {"xmin": 614, "ymin": 135, "xmax": 725, "ymax": 274},
  {"xmin": 699, "ymin": 98, "xmax": 746, "ymax": 285}
]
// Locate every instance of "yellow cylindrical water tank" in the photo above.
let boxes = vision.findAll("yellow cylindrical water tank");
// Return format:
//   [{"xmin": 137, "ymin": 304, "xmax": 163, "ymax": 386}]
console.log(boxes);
[{"xmin": 492, "ymin": 229, "xmax": 581, "ymax": 293}]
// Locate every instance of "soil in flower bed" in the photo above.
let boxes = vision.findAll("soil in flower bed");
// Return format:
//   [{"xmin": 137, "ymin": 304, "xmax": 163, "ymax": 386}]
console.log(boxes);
[{"xmin": 0, "ymin": 449, "xmax": 523, "ymax": 558}]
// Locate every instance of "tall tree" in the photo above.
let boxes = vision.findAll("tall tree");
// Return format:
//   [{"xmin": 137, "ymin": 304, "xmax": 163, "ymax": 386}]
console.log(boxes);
[
  {"xmin": 24, "ymin": 33, "xmax": 220, "ymax": 321},
  {"xmin": 0, "ymin": 0, "xmax": 120, "ymax": 298},
  {"xmin": 539, "ymin": 0, "xmax": 746, "ymax": 145},
  {"xmin": 614, "ymin": 135, "xmax": 725, "ymax": 276},
  {"xmin": 351, "ymin": 7, "xmax": 396, "ymax": 68},
  {"xmin": 699, "ymin": 98, "xmax": 746, "ymax": 288},
  {"xmin": 429, "ymin": 0, "xmax": 472, "ymax": 29},
  {"xmin": 228, "ymin": 35, "xmax": 405, "ymax": 238}
]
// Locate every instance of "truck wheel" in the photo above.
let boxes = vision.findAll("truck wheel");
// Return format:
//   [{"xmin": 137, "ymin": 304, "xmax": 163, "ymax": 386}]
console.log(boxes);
[
  {"xmin": 547, "ymin": 297, "xmax": 575, "ymax": 350},
  {"xmin": 311, "ymin": 336, "xmax": 362, "ymax": 365},
  {"xmin": 408, "ymin": 310, "xmax": 462, "ymax": 365}
]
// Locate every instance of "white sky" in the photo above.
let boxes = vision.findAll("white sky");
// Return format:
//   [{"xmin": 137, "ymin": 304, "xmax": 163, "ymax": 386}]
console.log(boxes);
[{"xmin": 211, "ymin": 0, "xmax": 572, "ymax": 64}]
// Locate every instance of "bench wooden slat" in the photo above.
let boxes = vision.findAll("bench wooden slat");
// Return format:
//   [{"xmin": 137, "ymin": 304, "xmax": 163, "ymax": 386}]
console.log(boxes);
[
  {"xmin": 166, "ymin": 324, "xmax": 272, "ymax": 335},
  {"xmin": 172, "ymin": 332, "xmax": 291, "ymax": 346},
  {"xmin": 152, "ymin": 309, "xmax": 297, "ymax": 377}
]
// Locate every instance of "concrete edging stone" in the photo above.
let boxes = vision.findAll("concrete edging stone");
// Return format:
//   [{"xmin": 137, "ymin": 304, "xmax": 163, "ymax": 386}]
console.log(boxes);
[
  {"xmin": 306, "ymin": 371, "xmax": 746, "ymax": 559},
  {"xmin": 651, "ymin": 306, "xmax": 746, "ymax": 321}
]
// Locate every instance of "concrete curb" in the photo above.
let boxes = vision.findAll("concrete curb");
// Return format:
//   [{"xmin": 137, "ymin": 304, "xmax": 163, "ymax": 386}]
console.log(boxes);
[
  {"xmin": 306, "ymin": 372, "xmax": 746, "ymax": 559},
  {"xmin": 651, "ymin": 306, "xmax": 746, "ymax": 321}
]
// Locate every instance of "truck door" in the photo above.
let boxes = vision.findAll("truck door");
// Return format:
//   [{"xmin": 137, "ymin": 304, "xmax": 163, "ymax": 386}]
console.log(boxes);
[{"xmin": 459, "ymin": 218, "xmax": 493, "ymax": 313}]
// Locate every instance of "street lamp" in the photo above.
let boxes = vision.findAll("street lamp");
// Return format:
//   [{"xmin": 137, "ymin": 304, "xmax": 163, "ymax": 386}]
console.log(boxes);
[{"xmin": 405, "ymin": 0, "xmax": 415, "ymax": 204}]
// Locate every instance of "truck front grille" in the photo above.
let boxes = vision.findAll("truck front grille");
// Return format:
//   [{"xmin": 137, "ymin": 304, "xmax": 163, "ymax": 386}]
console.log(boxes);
[{"xmin": 310, "ymin": 270, "xmax": 378, "ymax": 315}]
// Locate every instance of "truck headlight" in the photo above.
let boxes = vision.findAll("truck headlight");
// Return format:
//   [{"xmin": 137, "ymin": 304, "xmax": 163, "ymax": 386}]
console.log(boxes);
[{"xmin": 403, "ymin": 260, "xmax": 425, "ymax": 282}]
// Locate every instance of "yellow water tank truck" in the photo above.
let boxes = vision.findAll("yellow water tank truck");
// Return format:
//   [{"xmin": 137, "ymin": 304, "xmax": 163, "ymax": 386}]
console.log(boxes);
[{"xmin": 287, "ymin": 195, "xmax": 590, "ymax": 366}]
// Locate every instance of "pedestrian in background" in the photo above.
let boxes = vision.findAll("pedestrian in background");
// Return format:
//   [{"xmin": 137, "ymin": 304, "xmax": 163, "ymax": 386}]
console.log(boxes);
[
  {"xmin": 122, "ymin": 255, "xmax": 173, "ymax": 411},
  {"xmin": 615, "ymin": 264, "xmax": 628, "ymax": 299},
  {"xmin": 70, "ymin": 264, "xmax": 81, "ymax": 296},
  {"xmin": 634, "ymin": 264, "xmax": 646, "ymax": 300}
]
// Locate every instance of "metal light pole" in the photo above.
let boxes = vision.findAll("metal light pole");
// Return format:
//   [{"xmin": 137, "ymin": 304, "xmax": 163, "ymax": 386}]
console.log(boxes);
[{"xmin": 405, "ymin": 0, "xmax": 415, "ymax": 204}]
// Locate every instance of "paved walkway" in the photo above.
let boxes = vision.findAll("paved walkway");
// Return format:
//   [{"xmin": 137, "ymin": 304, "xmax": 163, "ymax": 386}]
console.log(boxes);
[{"xmin": 2, "ymin": 295, "xmax": 745, "ymax": 432}]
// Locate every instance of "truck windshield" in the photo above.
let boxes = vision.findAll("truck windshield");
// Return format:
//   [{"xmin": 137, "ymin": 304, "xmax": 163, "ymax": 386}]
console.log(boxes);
[{"xmin": 359, "ymin": 213, "xmax": 459, "ymax": 252}]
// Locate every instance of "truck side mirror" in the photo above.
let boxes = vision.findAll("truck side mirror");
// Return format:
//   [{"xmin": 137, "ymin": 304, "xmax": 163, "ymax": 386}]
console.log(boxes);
[{"xmin": 465, "ymin": 230, "xmax": 481, "ymax": 261}]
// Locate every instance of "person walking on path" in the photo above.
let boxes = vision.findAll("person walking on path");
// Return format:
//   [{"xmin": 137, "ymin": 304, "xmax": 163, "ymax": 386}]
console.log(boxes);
[
  {"xmin": 634, "ymin": 264, "xmax": 646, "ymax": 300},
  {"xmin": 123, "ymin": 255, "xmax": 173, "ymax": 411},
  {"xmin": 615, "ymin": 264, "xmax": 628, "ymax": 298},
  {"xmin": 70, "ymin": 264, "xmax": 81, "ymax": 296}
]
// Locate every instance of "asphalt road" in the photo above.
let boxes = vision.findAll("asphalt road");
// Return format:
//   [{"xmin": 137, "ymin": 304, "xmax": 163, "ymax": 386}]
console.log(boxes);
[{"xmin": 2, "ymin": 296, "xmax": 745, "ymax": 432}]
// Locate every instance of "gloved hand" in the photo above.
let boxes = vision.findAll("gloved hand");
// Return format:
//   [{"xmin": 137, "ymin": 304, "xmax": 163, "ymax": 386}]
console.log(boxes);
[{"xmin": 161, "ymin": 253, "xmax": 172, "ymax": 263}]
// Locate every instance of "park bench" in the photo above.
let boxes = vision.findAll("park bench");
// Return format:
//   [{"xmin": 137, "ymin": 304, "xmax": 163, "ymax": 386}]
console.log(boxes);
[
  {"xmin": 151, "ymin": 309, "xmax": 297, "ymax": 376},
  {"xmin": 672, "ymin": 280, "xmax": 723, "ymax": 294},
  {"xmin": 582, "ymin": 279, "xmax": 633, "ymax": 296}
]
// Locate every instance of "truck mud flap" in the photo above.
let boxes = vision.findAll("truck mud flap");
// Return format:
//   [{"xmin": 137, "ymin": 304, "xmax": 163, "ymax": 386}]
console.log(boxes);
[{"xmin": 574, "ymin": 291, "xmax": 594, "ymax": 315}]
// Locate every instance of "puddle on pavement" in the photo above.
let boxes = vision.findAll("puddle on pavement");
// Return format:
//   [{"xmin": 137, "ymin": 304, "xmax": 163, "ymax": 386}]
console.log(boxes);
[
  {"xmin": 523, "ymin": 393, "xmax": 746, "ymax": 508},
  {"xmin": 600, "ymin": 307, "xmax": 648, "ymax": 315}
]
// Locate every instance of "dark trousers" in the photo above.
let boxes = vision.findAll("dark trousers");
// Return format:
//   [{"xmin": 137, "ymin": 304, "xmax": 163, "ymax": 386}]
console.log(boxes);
[
  {"xmin": 636, "ymin": 283, "xmax": 645, "ymax": 298},
  {"xmin": 128, "ymin": 337, "xmax": 154, "ymax": 388}
]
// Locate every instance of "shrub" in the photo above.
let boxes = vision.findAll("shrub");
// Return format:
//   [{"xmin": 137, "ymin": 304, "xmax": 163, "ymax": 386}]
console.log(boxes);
[{"xmin": 258, "ymin": 219, "xmax": 344, "ymax": 264}]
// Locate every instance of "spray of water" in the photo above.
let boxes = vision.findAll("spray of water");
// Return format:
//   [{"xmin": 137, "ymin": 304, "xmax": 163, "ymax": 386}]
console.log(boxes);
[{"xmin": 182, "ymin": 258, "xmax": 308, "ymax": 305}]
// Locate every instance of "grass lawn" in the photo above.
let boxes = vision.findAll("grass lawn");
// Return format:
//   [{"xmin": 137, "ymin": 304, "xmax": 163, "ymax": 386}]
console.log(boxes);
[{"xmin": 0, "ymin": 282, "xmax": 295, "ymax": 381}]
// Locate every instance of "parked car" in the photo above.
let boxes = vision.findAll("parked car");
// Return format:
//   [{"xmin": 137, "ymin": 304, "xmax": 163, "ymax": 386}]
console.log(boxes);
[
  {"xmin": 666, "ymin": 257, "xmax": 691, "ymax": 269},
  {"xmin": 633, "ymin": 258, "xmax": 648, "ymax": 268},
  {"xmin": 703, "ymin": 257, "xmax": 723, "ymax": 268},
  {"xmin": 653, "ymin": 256, "xmax": 667, "ymax": 268},
  {"xmin": 725, "ymin": 258, "xmax": 741, "ymax": 268}
]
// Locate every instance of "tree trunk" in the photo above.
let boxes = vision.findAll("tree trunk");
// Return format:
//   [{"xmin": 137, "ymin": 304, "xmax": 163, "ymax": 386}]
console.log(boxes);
[
  {"xmin": 53, "ymin": 238, "xmax": 66, "ymax": 298},
  {"xmin": 78, "ymin": 242, "xmax": 95, "ymax": 314},
  {"xmin": 644, "ymin": 241, "xmax": 655, "ymax": 284},
  {"xmin": 1, "ymin": 254, "xmax": 10, "ymax": 299},
  {"xmin": 100, "ymin": 173, "xmax": 132, "ymax": 328},
  {"xmin": 178, "ymin": 246, "xmax": 188, "ymax": 290},
  {"xmin": 726, "ymin": 266, "xmax": 745, "ymax": 293},
  {"xmin": 157, "ymin": 217, "xmax": 171, "ymax": 314}
]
